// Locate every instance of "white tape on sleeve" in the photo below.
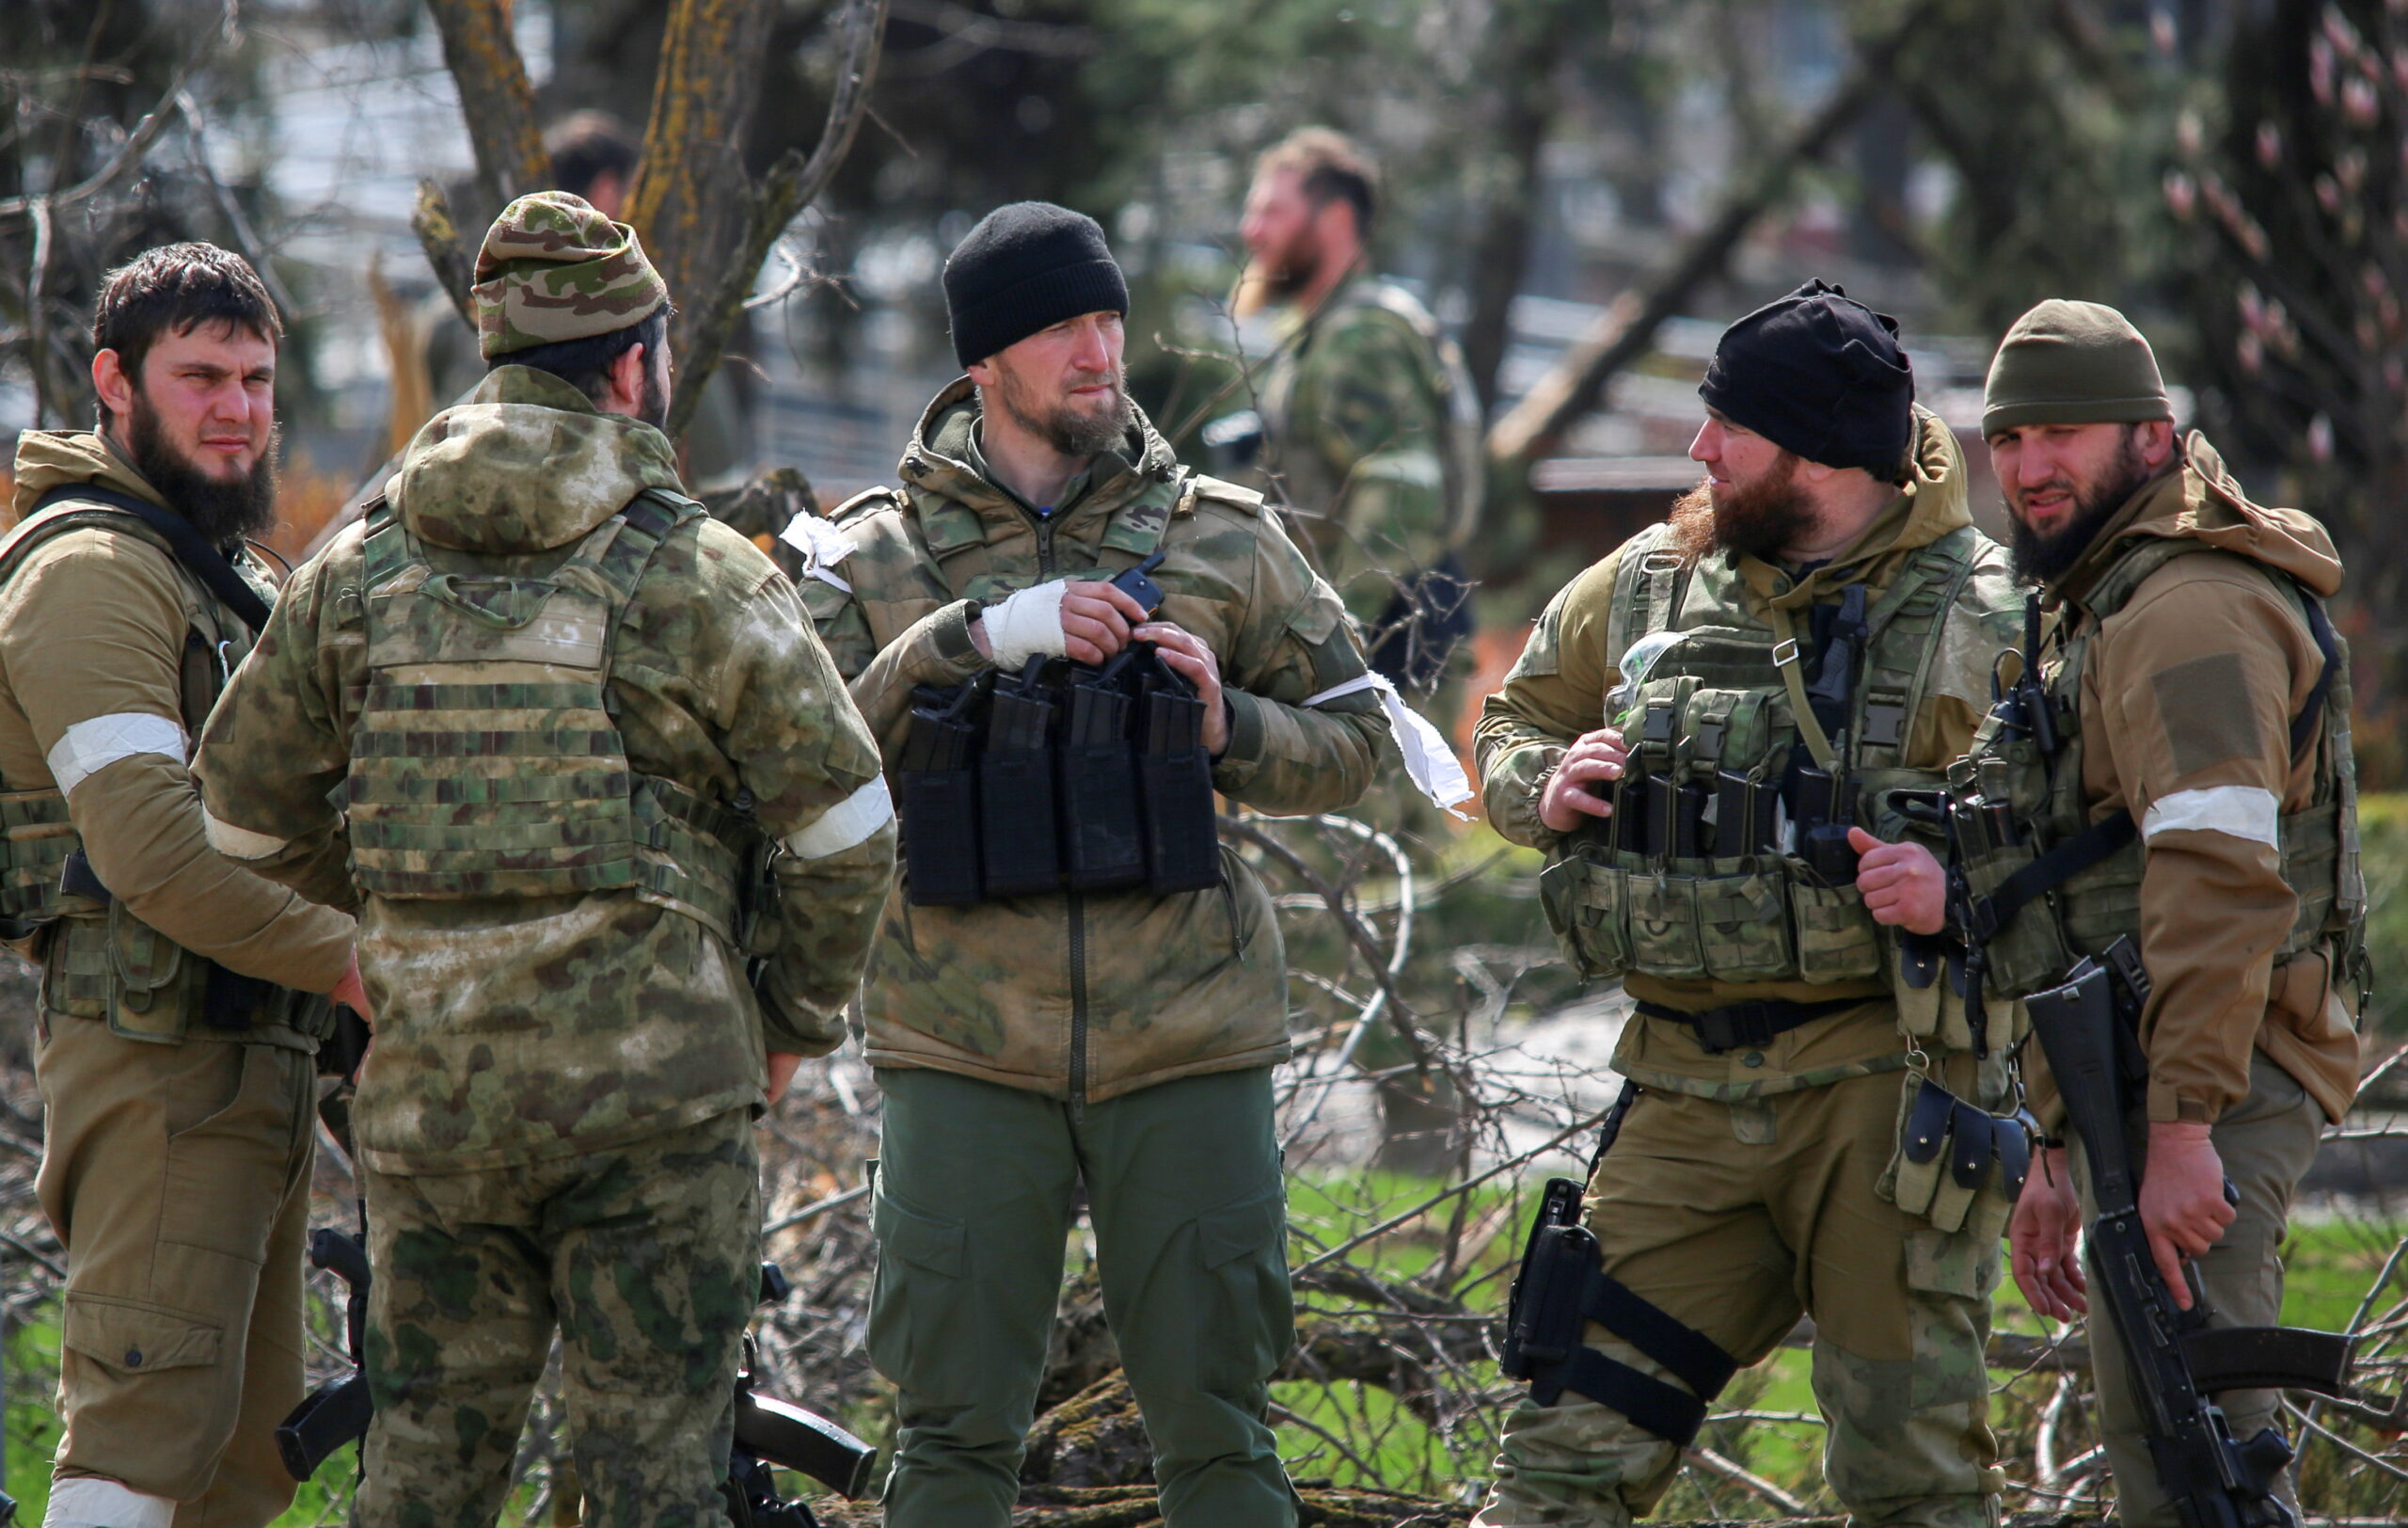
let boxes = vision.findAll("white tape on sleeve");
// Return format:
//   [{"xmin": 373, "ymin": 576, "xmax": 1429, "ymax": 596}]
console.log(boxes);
[
  {"xmin": 1303, "ymin": 672, "xmax": 1474, "ymax": 818},
  {"xmin": 784, "ymin": 775, "xmax": 896, "ymax": 859},
  {"xmin": 2141, "ymin": 785, "xmax": 2280, "ymax": 849},
  {"xmin": 46, "ymin": 711, "xmax": 186, "ymax": 798}
]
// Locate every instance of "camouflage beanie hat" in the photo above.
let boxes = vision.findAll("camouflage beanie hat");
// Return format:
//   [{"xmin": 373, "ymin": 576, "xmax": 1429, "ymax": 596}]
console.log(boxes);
[
  {"xmin": 473, "ymin": 190, "xmax": 669, "ymax": 361},
  {"xmin": 1982, "ymin": 299, "xmax": 2170, "ymax": 438}
]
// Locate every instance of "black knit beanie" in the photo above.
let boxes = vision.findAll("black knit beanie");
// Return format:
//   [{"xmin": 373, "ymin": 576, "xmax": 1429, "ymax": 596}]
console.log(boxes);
[
  {"xmin": 1698, "ymin": 279, "xmax": 1915, "ymax": 477},
  {"xmin": 943, "ymin": 202, "xmax": 1130, "ymax": 368}
]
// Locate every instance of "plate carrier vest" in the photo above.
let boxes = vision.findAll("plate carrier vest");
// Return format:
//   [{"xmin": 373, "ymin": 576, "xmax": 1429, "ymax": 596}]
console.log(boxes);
[{"xmin": 348, "ymin": 489, "xmax": 760, "ymax": 945}]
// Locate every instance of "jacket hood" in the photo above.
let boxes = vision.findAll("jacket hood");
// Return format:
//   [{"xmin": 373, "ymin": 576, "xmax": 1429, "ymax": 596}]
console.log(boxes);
[
  {"xmin": 2056, "ymin": 430, "xmax": 2342, "ymax": 606},
  {"xmin": 8, "ymin": 430, "xmax": 170, "ymax": 525},
  {"xmin": 1762, "ymin": 405, "xmax": 1971, "ymax": 605},
  {"xmin": 389, "ymin": 365, "xmax": 685, "ymax": 553},
  {"xmin": 895, "ymin": 375, "xmax": 1181, "ymax": 517}
]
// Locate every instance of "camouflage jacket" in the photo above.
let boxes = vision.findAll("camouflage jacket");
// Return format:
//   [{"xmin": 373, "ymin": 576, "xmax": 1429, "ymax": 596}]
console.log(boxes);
[
  {"xmin": 802, "ymin": 378, "xmax": 1386, "ymax": 1104},
  {"xmin": 1476, "ymin": 410, "xmax": 2020, "ymax": 1102},
  {"xmin": 194, "ymin": 367, "xmax": 894, "ymax": 1174},
  {"xmin": 1251, "ymin": 274, "xmax": 1483, "ymax": 630}
]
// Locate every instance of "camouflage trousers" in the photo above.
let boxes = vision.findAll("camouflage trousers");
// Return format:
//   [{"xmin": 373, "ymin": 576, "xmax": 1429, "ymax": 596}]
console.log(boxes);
[
  {"xmin": 354, "ymin": 1108, "xmax": 760, "ymax": 1528},
  {"xmin": 1476, "ymin": 1071, "xmax": 2002, "ymax": 1528},
  {"xmin": 2073, "ymin": 1053, "xmax": 2323, "ymax": 1528}
]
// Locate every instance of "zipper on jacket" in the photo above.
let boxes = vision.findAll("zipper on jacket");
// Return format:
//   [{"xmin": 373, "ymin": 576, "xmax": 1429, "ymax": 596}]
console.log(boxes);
[{"xmin": 1068, "ymin": 889, "xmax": 1088, "ymax": 1121}]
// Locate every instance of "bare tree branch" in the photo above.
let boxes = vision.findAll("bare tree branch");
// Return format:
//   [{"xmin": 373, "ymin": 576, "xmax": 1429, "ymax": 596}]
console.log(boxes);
[{"xmin": 421, "ymin": 0, "xmax": 547, "ymax": 215}]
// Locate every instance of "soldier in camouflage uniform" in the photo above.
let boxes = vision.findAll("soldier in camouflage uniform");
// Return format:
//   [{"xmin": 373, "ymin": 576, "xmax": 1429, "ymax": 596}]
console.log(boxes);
[
  {"xmin": 191, "ymin": 193, "xmax": 895, "ymax": 1528},
  {"xmin": 1473, "ymin": 283, "xmax": 2024, "ymax": 1527},
  {"xmin": 1232, "ymin": 127, "xmax": 1484, "ymax": 700},
  {"xmin": 0, "ymin": 245, "xmax": 367, "ymax": 1528},
  {"xmin": 798, "ymin": 203, "xmax": 1385, "ymax": 1528}
]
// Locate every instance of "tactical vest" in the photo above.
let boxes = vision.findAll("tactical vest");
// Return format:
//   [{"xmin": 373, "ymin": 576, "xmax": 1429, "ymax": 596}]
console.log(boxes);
[
  {"xmin": 349, "ymin": 489, "xmax": 761, "ymax": 946},
  {"xmin": 1947, "ymin": 536, "xmax": 2366, "ymax": 1004},
  {"xmin": 1539, "ymin": 521, "xmax": 1991, "ymax": 990},
  {"xmin": 0, "ymin": 491, "xmax": 327, "ymax": 1047}
]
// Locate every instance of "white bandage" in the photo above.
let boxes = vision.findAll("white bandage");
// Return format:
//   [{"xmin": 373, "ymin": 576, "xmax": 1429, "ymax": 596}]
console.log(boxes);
[
  {"xmin": 1302, "ymin": 673, "xmax": 1475, "ymax": 817},
  {"xmin": 46, "ymin": 712, "xmax": 186, "ymax": 798},
  {"xmin": 982, "ymin": 581, "xmax": 1071, "ymax": 672},
  {"xmin": 204, "ymin": 806, "xmax": 289, "ymax": 862},
  {"xmin": 776, "ymin": 514, "xmax": 856, "ymax": 593},
  {"xmin": 783, "ymin": 776, "xmax": 895, "ymax": 859},
  {"xmin": 45, "ymin": 1478, "xmax": 175, "ymax": 1528},
  {"xmin": 2141, "ymin": 785, "xmax": 2281, "ymax": 848}
]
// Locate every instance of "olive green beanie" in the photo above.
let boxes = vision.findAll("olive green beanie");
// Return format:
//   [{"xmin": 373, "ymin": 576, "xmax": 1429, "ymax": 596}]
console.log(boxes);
[{"xmin": 1980, "ymin": 299, "xmax": 2171, "ymax": 437}]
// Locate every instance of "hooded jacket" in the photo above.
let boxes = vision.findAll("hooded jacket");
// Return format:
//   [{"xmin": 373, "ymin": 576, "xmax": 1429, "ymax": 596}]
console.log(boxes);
[
  {"xmin": 194, "ymin": 367, "xmax": 894, "ymax": 1173},
  {"xmin": 0, "ymin": 431, "xmax": 354, "ymax": 1008},
  {"xmin": 2034, "ymin": 433, "xmax": 2359, "ymax": 1125},
  {"xmin": 1477, "ymin": 409, "xmax": 2023, "ymax": 1100},
  {"xmin": 801, "ymin": 378, "xmax": 1386, "ymax": 1104}
]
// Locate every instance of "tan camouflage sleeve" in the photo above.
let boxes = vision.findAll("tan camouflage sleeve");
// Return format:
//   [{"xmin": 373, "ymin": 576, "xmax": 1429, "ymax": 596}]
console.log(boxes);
[
  {"xmin": 1475, "ymin": 549, "xmax": 1624, "ymax": 850},
  {"xmin": 192, "ymin": 543, "xmax": 368, "ymax": 914},
  {"xmin": 1, "ymin": 535, "xmax": 356, "ymax": 989},
  {"xmin": 806, "ymin": 583, "xmax": 990, "ymax": 762},
  {"xmin": 2093, "ymin": 565, "xmax": 2321, "ymax": 1124},
  {"xmin": 1291, "ymin": 310, "xmax": 1454, "ymax": 627},
  {"xmin": 709, "ymin": 567, "xmax": 895, "ymax": 1056},
  {"xmin": 1210, "ymin": 509, "xmax": 1386, "ymax": 816}
]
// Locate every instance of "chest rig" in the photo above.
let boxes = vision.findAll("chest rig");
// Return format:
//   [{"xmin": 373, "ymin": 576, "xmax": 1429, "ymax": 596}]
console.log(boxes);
[
  {"xmin": 0, "ymin": 486, "xmax": 327, "ymax": 1045},
  {"xmin": 1539, "ymin": 520, "xmax": 1984, "ymax": 995},
  {"xmin": 349, "ymin": 490, "xmax": 760, "ymax": 945},
  {"xmin": 1945, "ymin": 536, "xmax": 2365, "ymax": 1008}
]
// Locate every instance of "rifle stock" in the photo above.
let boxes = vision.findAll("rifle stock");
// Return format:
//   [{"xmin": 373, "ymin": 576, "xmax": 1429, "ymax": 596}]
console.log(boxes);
[{"xmin": 2026, "ymin": 950, "xmax": 2352, "ymax": 1528}]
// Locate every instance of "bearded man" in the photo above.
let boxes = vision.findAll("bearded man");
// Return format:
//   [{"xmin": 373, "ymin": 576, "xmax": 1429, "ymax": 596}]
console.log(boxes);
[
  {"xmin": 796, "ymin": 201, "xmax": 1386, "ymax": 1528},
  {"xmin": 0, "ymin": 243, "xmax": 366, "ymax": 1528},
  {"xmin": 1470, "ymin": 280, "xmax": 2024, "ymax": 1528}
]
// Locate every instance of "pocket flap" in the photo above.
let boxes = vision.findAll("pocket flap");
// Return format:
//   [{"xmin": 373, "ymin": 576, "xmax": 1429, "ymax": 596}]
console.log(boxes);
[
  {"xmin": 1196, "ymin": 1184, "xmax": 1286, "ymax": 1270},
  {"xmin": 872, "ymin": 1190, "xmax": 965, "ymax": 1278},
  {"xmin": 62, "ymin": 1291, "xmax": 222, "ymax": 1374}
]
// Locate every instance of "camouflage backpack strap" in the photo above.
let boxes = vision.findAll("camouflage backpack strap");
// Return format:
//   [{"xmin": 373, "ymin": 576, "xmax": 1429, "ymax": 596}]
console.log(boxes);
[
  {"xmin": 1850, "ymin": 524, "xmax": 1986, "ymax": 774},
  {"xmin": 593, "ymin": 488, "xmax": 755, "ymax": 943},
  {"xmin": 1600, "ymin": 523, "xmax": 1690, "ymax": 678}
]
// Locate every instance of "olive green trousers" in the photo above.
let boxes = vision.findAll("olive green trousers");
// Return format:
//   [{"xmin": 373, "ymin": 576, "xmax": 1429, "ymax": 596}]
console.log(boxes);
[
  {"xmin": 1475, "ymin": 1071, "xmax": 2002, "ymax": 1528},
  {"xmin": 35, "ymin": 1012, "xmax": 314, "ymax": 1527},
  {"xmin": 2072, "ymin": 1053, "xmax": 2325, "ymax": 1528},
  {"xmin": 869, "ymin": 1065, "xmax": 1296, "ymax": 1528}
]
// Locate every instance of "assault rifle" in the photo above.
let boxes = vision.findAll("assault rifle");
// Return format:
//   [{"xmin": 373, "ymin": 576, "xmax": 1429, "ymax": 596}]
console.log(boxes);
[
  {"xmin": 277, "ymin": 1254, "xmax": 876, "ymax": 1525},
  {"xmin": 2024, "ymin": 942, "xmax": 2353, "ymax": 1528}
]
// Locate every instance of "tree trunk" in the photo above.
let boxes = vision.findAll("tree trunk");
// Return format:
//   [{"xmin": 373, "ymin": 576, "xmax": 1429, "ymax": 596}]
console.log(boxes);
[{"xmin": 422, "ymin": 0, "xmax": 547, "ymax": 216}]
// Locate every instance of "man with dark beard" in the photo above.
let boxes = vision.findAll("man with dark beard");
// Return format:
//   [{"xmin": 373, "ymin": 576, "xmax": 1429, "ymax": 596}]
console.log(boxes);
[
  {"xmin": 1938, "ymin": 301, "xmax": 2357, "ymax": 1526},
  {"xmin": 1470, "ymin": 280, "xmax": 2024, "ymax": 1528},
  {"xmin": 0, "ymin": 243, "xmax": 367, "ymax": 1528},
  {"xmin": 798, "ymin": 202, "xmax": 1386, "ymax": 1527}
]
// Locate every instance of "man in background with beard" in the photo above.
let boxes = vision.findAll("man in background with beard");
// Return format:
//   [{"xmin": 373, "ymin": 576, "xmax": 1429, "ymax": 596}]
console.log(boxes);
[
  {"xmin": 1950, "ymin": 302, "xmax": 2359, "ymax": 1526},
  {"xmin": 1470, "ymin": 280, "xmax": 2023, "ymax": 1528},
  {"xmin": 0, "ymin": 243, "xmax": 366, "ymax": 1528},
  {"xmin": 800, "ymin": 201, "xmax": 1384, "ymax": 1527}
]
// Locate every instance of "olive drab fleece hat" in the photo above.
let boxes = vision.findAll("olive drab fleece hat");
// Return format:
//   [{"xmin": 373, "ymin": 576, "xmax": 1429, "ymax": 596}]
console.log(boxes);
[
  {"xmin": 943, "ymin": 201, "xmax": 1130, "ymax": 369},
  {"xmin": 1981, "ymin": 299, "xmax": 2172, "ymax": 438},
  {"xmin": 1698, "ymin": 279, "xmax": 1916, "ymax": 477},
  {"xmin": 472, "ymin": 191, "xmax": 670, "ymax": 361}
]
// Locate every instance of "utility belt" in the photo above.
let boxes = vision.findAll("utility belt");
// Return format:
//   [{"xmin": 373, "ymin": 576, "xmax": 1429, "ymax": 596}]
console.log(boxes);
[
  {"xmin": 895, "ymin": 643, "xmax": 1222, "ymax": 908},
  {"xmin": 40, "ymin": 850, "xmax": 331, "ymax": 1050},
  {"xmin": 1631, "ymin": 995, "xmax": 1864, "ymax": 1055}
]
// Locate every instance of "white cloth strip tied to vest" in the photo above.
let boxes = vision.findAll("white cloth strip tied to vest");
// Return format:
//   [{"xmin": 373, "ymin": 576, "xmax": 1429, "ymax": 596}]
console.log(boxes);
[
  {"xmin": 784, "ymin": 775, "xmax": 896, "ymax": 859},
  {"xmin": 47, "ymin": 711, "xmax": 186, "ymax": 797},
  {"xmin": 777, "ymin": 513, "xmax": 856, "ymax": 593},
  {"xmin": 1303, "ymin": 673, "xmax": 1474, "ymax": 817}
]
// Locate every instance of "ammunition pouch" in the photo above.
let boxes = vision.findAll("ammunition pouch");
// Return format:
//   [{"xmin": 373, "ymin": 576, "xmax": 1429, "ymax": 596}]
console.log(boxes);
[
  {"xmin": 895, "ymin": 645, "xmax": 1222, "ymax": 908},
  {"xmin": 1878, "ymin": 1073, "xmax": 2033, "ymax": 1237}
]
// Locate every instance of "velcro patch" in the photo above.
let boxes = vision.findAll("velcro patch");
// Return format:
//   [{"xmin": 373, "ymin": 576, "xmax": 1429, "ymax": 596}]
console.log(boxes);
[{"xmin": 2150, "ymin": 651, "xmax": 2260, "ymax": 778}]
